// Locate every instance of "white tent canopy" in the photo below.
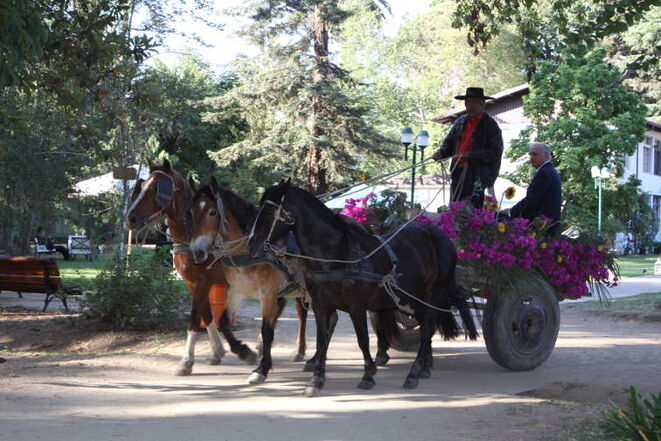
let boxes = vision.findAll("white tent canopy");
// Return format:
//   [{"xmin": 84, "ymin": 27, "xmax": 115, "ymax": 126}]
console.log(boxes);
[{"xmin": 72, "ymin": 165, "xmax": 149, "ymax": 197}]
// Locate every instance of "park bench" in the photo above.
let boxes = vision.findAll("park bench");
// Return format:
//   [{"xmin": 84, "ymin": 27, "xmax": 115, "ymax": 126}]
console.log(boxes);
[{"xmin": 0, "ymin": 257, "xmax": 82, "ymax": 312}]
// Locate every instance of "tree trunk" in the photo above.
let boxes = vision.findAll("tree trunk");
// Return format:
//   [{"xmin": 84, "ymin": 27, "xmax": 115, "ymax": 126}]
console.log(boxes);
[{"xmin": 307, "ymin": 4, "xmax": 330, "ymax": 195}]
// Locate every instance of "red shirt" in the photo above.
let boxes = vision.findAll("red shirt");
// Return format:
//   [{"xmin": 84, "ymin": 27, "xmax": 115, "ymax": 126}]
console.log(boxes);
[{"xmin": 456, "ymin": 113, "xmax": 483, "ymax": 165}]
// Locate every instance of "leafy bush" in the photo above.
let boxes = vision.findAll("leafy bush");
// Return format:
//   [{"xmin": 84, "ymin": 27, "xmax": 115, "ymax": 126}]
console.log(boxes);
[
  {"xmin": 604, "ymin": 386, "xmax": 661, "ymax": 441},
  {"xmin": 83, "ymin": 253, "xmax": 189, "ymax": 330}
]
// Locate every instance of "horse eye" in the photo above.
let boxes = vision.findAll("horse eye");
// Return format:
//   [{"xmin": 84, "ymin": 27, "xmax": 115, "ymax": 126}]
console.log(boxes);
[{"xmin": 209, "ymin": 209, "xmax": 217, "ymax": 216}]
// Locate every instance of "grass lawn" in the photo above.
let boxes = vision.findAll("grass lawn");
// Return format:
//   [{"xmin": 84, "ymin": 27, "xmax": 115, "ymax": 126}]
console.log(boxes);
[
  {"xmin": 615, "ymin": 254, "xmax": 660, "ymax": 278},
  {"xmin": 57, "ymin": 248, "xmax": 174, "ymax": 291},
  {"xmin": 563, "ymin": 292, "xmax": 661, "ymax": 319}
]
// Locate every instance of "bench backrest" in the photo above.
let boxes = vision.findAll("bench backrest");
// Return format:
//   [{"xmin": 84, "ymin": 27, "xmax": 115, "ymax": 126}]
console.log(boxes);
[{"xmin": 0, "ymin": 258, "xmax": 62, "ymax": 293}]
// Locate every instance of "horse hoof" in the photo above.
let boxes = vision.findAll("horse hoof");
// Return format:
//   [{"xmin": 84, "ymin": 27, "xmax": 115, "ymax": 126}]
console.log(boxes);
[
  {"xmin": 206, "ymin": 356, "xmax": 221, "ymax": 366},
  {"xmin": 303, "ymin": 386, "xmax": 321, "ymax": 397},
  {"xmin": 290, "ymin": 352, "xmax": 305, "ymax": 362},
  {"xmin": 303, "ymin": 361, "xmax": 315, "ymax": 372},
  {"xmin": 357, "ymin": 379, "xmax": 375, "ymax": 390},
  {"xmin": 241, "ymin": 351, "xmax": 258, "ymax": 366},
  {"xmin": 175, "ymin": 366, "xmax": 192, "ymax": 376},
  {"xmin": 403, "ymin": 377, "xmax": 419, "ymax": 389},
  {"xmin": 247, "ymin": 372, "xmax": 267, "ymax": 385},
  {"xmin": 375, "ymin": 353, "xmax": 390, "ymax": 366}
]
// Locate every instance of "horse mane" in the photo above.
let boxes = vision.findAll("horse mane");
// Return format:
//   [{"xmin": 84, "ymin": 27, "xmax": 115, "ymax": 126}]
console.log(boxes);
[
  {"xmin": 194, "ymin": 184, "xmax": 258, "ymax": 233},
  {"xmin": 286, "ymin": 186, "xmax": 375, "ymax": 242}
]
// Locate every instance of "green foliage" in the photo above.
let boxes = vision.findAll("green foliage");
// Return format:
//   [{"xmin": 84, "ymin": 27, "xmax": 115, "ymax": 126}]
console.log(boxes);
[
  {"xmin": 0, "ymin": 0, "xmax": 48, "ymax": 87},
  {"xmin": 603, "ymin": 386, "xmax": 661, "ymax": 441},
  {"xmin": 84, "ymin": 253, "xmax": 189, "ymax": 330},
  {"xmin": 605, "ymin": 6, "xmax": 661, "ymax": 119},
  {"xmin": 215, "ymin": 0, "xmax": 398, "ymax": 194},
  {"xmin": 451, "ymin": 0, "xmax": 658, "ymax": 64},
  {"xmin": 506, "ymin": 47, "xmax": 648, "ymax": 238}
]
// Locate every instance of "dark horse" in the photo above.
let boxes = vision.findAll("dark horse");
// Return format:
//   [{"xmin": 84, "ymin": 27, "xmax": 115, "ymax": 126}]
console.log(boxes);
[{"xmin": 248, "ymin": 180, "xmax": 477, "ymax": 396}]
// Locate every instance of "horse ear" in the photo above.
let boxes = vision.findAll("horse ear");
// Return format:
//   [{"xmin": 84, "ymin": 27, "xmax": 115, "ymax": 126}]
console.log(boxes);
[
  {"xmin": 188, "ymin": 176, "xmax": 197, "ymax": 191},
  {"xmin": 210, "ymin": 176, "xmax": 219, "ymax": 193},
  {"xmin": 146, "ymin": 158, "xmax": 155, "ymax": 169},
  {"xmin": 163, "ymin": 158, "xmax": 171, "ymax": 172}
]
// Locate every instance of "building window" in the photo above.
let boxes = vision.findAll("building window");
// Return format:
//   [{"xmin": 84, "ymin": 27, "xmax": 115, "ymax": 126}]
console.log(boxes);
[
  {"xmin": 655, "ymin": 147, "xmax": 661, "ymax": 176},
  {"xmin": 643, "ymin": 146, "xmax": 652, "ymax": 173}
]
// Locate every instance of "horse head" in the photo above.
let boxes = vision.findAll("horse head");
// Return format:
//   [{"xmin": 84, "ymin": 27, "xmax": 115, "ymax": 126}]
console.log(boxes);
[
  {"xmin": 248, "ymin": 178, "xmax": 296, "ymax": 258},
  {"xmin": 126, "ymin": 159, "xmax": 184, "ymax": 230},
  {"xmin": 189, "ymin": 177, "xmax": 224, "ymax": 264}
]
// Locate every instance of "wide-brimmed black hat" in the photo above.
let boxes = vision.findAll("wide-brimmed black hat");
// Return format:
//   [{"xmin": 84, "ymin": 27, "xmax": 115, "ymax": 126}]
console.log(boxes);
[{"xmin": 454, "ymin": 87, "xmax": 494, "ymax": 100}]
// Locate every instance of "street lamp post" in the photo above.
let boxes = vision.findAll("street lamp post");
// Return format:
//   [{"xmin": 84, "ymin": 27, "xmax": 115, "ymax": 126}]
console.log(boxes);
[
  {"xmin": 400, "ymin": 127, "xmax": 430, "ymax": 209},
  {"xmin": 591, "ymin": 166, "xmax": 610, "ymax": 233}
]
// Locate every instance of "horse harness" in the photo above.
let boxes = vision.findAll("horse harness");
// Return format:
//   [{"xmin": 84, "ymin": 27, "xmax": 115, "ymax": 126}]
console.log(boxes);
[{"xmin": 258, "ymin": 194, "xmax": 415, "ymax": 314}]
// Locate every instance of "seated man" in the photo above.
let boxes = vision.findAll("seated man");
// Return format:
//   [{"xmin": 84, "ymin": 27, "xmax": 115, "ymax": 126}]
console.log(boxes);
[{"xmin": 507, "ymin": 142, "xmax": 562, "ymax": 225}]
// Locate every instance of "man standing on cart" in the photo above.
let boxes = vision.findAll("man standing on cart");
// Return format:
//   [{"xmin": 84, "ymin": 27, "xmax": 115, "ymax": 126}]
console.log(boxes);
[{"xmin": 431, "ymin": 87, "xmax": 504, "ymax": 208}]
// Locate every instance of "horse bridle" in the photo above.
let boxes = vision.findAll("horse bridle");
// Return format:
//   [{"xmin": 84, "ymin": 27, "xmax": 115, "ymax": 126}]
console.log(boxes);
[
  {"xmin": 131, "ymin": 170, "xmax": 176, "ymax": 223},
  {"xmin": 251, "ymin": 194, "xmax": 295, "ymax": 254}
]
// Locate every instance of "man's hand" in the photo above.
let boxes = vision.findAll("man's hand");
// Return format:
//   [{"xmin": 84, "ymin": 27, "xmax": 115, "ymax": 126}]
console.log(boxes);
[{"xmin": 431, "ymin": 150, "xmax": 444, "ymax": 162}]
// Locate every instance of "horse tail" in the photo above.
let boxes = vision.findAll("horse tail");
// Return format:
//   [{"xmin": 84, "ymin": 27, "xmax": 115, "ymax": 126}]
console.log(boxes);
[
  {"xmin": 435, "ymin": 275, "xmax": 478, "ymax": 341},
  {"xmin": 452, "ymin": 284, "xmax": 478, "ymax": 340}
]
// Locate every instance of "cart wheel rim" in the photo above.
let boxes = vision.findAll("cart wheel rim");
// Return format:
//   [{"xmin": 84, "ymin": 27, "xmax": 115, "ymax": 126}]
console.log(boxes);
[{"xmin": 508, "ymin": 297, "xmax": 548, "ymax": 354}]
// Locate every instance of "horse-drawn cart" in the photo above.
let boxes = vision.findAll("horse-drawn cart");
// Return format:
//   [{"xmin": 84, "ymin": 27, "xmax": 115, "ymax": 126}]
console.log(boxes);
[
  {"xmin": 371, "ymin": 201, "xmax": 615, "ymax": 373},
  {"xmin": 379, "ymin": 267, "xmax": 560, "ymax": 372}
]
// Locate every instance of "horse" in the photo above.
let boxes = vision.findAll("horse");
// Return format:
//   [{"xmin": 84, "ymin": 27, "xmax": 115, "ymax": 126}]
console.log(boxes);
[
  {"xmin": 126, "ymin": 159, "xmax": 259, "ymax": 376},
  {"xmin": 188, "ymin": 178, "xmax": 333, "ymax": 384},
  {"xmin": 248, "ymin": 180, "xmax": 477, "ymax": 396}
]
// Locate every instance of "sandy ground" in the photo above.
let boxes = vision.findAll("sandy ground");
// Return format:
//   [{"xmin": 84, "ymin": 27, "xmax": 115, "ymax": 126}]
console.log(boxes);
[{"xmin": 1, "ymin": 277, "xmax": 660, "ymax": 441}]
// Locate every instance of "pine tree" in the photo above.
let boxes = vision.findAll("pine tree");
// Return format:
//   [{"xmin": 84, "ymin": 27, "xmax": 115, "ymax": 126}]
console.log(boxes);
[{"xmin": 212, "ymin": 0, "xmax": 395, "ymax": 195}]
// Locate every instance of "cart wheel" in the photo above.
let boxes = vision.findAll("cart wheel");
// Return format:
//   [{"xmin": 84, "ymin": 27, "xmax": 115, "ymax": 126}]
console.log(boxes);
[
  {"xmin": 369, "ymin": 311, "xmax": 420, "ymax": 353},
  {"xmin": 483, "ymin": 279, "xmax": 559, "ymax": 371}
]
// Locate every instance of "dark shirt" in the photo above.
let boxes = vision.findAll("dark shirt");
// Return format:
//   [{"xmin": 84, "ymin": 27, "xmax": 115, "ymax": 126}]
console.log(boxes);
[
  {"xmin": 435, "ymin": 112, "xmax": 503, "ymax": 188},
  {"xmin": 510, "ymin": 161, "xmax": 562, "ymax": 222}
]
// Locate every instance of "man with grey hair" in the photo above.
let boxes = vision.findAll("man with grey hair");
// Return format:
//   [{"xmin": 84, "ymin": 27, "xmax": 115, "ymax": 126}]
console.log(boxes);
[{"xmin": 508, "ymin": 142, "xmax": 562, "ymax": 225}]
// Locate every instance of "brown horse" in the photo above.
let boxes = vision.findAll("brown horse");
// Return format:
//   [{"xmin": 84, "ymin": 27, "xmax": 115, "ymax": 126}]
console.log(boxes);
[
  {"xmin": 189, "ymin": 178, "xmax": 318, "ymax": 384},
  {"xmin": 126, "ymin": 159, "xmax": 259, "ymax": 375}
]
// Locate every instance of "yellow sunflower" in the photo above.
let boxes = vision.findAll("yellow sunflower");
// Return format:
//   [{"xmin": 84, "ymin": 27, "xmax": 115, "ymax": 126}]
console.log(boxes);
[{"xmin": 504, "ymin": 186, "xmax": 516, "ymax": 200}]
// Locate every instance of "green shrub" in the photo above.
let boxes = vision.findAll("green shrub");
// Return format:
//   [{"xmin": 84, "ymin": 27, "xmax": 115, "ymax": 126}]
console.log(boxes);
[
  {"xmin": 83, "ymin": 253, "xmax": 190, "ymax": 330},
  {"xmin": 604, "ymin": 386, "xmax": 661, "ymax": 441}
]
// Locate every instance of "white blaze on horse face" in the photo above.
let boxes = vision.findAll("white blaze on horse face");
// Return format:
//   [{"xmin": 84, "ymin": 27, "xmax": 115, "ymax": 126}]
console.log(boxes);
[
  {"xmin": 190, "ymin": 234, "xmax": 213, "ymax": 257},
  {"xmin": 199, "ymin": 200, "xmax": 206, "ymax": 210},
  {"xmin": 127, "ymin": 176, "xmax": 155, "ymax": 214}
]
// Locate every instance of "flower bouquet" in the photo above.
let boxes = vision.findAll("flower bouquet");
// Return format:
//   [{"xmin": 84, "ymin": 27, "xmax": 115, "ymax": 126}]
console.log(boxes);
[{"xmin": 417, "ymin": 201, "xmax": 619, "ymax": 300}]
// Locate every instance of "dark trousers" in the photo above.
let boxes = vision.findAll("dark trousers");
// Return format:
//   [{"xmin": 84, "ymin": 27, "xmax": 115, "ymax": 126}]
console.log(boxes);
[{"xmin": 450, "ymin": 164, "xmax": 484, "ymax": 209}]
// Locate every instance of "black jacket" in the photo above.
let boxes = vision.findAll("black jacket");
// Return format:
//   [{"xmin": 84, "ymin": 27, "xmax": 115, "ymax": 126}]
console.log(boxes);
[
  {"xmin": 510, "ymin": 162, "xmax": 562, "ymax": 222},
  {"xmin": 436, "ymin": 112, "xmax": 503, "ymax": 187}
]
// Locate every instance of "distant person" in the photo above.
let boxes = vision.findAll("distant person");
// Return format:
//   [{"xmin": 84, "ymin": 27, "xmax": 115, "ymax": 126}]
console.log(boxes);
[
  {"xmin": 431, "ymin": 87, "xmax": 504, "ymax": 208},
  {"xmin": 507, "ymin": 142, "xmax": 562, "ymax": 226}
]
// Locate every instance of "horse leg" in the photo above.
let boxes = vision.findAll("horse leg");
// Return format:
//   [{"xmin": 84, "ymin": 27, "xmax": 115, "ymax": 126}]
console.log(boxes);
[
  {"xmin": 290, "ymin": 297, "xmax": 308, "ymax": 362},
  {"xmin": 303, "ymin": 309, "xmax": 337, "ymax": 372},
  {"xmin": 175, "ymin": 328, "xmax": 201, "ymax": 376},
  {"xmin": 205, "ymin": 323, "xmax": 226, "ymax": 365},
  {"xmin": 218, "ymin": 310, "xmax": 257, "ymax": 365},
  {"xmin": 349, "ymin": 309, "xmax": 377, "ymax": 390},
  {"xmin": 247, "ymin": 297, "xmax": 286, "ymax": 384},
  {"xmin": 372, "ymin": 310, "xmax": 392, "ymax": 367},
  {"xmin": 304, "ymin": 302, "xmax": 333, "ymax": 397},
  {"xmin": 403, "ymin": 310, "xmax": 436, "ymax": 389}
]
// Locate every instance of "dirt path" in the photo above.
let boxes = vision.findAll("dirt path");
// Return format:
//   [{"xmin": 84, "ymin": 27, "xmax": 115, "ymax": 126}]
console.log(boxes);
[{"xmin": 1, "ymin": 296, "xmax": 660, "ymax": 441}]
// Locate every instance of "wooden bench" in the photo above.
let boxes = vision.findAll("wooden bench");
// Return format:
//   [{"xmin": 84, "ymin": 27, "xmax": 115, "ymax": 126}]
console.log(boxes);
[{"xmin": 0, "ymin": 258, "xmax": 82, "ymax": 312}]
